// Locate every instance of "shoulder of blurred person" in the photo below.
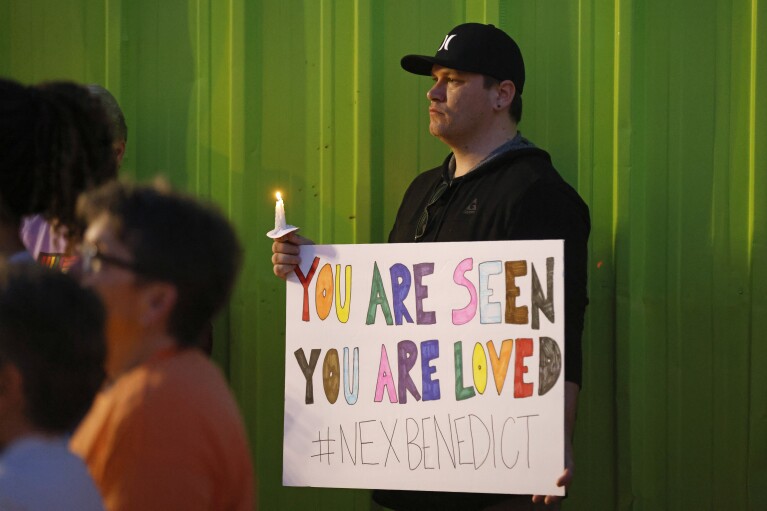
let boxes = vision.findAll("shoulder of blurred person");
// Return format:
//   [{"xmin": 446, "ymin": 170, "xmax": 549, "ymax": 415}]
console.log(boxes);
[
  {"xmin": 71, "ymin": 348, "xmax": 253, "ymax": 511},
  {"xmin": 0, "ymin": 437, "xmax": 105, "ymax": 511}
]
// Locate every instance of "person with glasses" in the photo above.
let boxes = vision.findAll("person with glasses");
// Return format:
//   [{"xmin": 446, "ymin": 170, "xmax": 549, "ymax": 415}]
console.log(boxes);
[
  {"xmin": 70, "ymin": 181, "xmax": 255, "ymax": 511},
  {"xmin": 272, "ymin": 23, "xmax": 590, "ymax": 511},
  {"xmin": 0, "ymin": 262, "xmax": 106, "ymax": 511}
]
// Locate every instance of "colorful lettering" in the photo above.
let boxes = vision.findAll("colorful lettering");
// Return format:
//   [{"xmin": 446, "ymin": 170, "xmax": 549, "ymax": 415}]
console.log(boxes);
[
  {"xmin": 374, "ymin": 344, "xmax": 398, "ymax": 402},
  {"xmin": 513, "ymin": 338, "xmax": 533, "ymax": 398},
  {"xmin": 472, "ymin": 342, "xmax": 488, "ymax": 395},
  {"xmin": 294, "ymin": 256, "xmax": 320, "ymax": 322},
  {"xmin": 315, "ymin": 263, "xmax": 334, "ymax": 320},
  {"xmin": 420, "ymin": 340, "xmax": 440, "ymax": 401},
  {"xmin": 397, "ymin": 340, "xmax": 421, "ymax": 403},
  {"xmin": 453, "ymin": 342, "xmax": 476, "ymax": 401},
  {"xmin": 413, "ymin": 263, "xmax": 436, "ymax": 325},
  {"xmin": 487, "ymin": 339, "xmax": 513, "ymax": 395},
  {"xmin": 294, "ymin": 348, "xmax": 320, "ymax": 404},
  {"xmin": 478, "ymin": 260, "xmax": 502, "ymax": 324},
  {"xmin": 365, "ymin": 263, "xmax": 394, "ymax": 325},
  {"xmin": 322, "ymin": 348, "xmax": 340, "ymax": 404},
  {"xmin": 452, "ymin": 258, "xmax": 477, "ymax": 325},
  {"xmin": 335, "ymin": 264, "xmax": 352, "ymax": 323},
  {"xmin": 505, "ymin": 260, "xmax": 528, "ymax": 324},
  {"xmin": 343, "ymin": 347, "xmax": 360, "ymax": 404},
  {"xmin": 538, "ymin": 337, "xmax": 561, "ymax": 395},
  {"xmin": 531, "ymin": 257, "xmax": 555, "ymax": 329},
  {"xmin": 366, "ymin": 262, "xmax": 393, "ymax": 325},
  {"xmin": 390, "ymin": 263, "xmax": 414, "ymax": 325}
]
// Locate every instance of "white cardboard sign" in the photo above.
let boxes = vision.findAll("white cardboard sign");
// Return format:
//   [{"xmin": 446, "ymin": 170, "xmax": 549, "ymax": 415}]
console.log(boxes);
[{"xmin": 282, "ymin": 240, "xmax": 565, "ymax": 496}]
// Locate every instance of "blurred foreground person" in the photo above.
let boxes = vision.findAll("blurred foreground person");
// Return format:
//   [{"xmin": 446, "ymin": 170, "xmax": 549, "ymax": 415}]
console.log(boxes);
[
  {"xmin": 0, "ymin": 78, "xmax": 116, "ymax": 266},
  {"xmin": 21, "ymin": 83, "xmax": 127, "ymax": 266},
  {"xmin": 0, "ymin": 262, "xmax": 106, "ymax": 511},
  {"xmin": 70, "ymin": 181, "xmax": 255, "ymax": 511}
]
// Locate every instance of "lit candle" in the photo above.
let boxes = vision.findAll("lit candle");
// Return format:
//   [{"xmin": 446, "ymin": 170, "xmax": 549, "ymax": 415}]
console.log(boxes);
[
  {"xmin": 266, "ymin": 190, "xmax": 299, "ymax": 238},
  {"xmin": 275, "ymin": 192, "xmax": 287, "ymax": 231}
]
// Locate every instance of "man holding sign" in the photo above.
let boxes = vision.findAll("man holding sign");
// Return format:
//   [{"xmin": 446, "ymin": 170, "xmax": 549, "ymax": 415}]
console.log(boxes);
[{"xmin": 273, "ymin": 23, "xmax": 589, "ymax": 511}]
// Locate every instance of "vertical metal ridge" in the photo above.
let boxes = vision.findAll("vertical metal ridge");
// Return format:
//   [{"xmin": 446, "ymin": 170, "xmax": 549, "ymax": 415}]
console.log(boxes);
[
  {"xmin": 227, "ymin": 0, "xmax": 233, "ymax": 216},
  {"xmin": 748, "ymin": 0, "xmax": 758, "ymax": 264},
  {"xmin": 104, "ymin": 0, "xmax": 110, "ymax": 83},
  {"xmin": 195, "ymin": 0, "xmax": 201, "ymax": 193},
  {"xmin": 611, "ymin": 0, "xmax": 621, "ymax": 249},
  {"xmin": 746, "ymin": 1, "xmax": 759, "ymax": 502},
  {"xmin": 576, "ymin": 0, "xmax": 586, "ymax": 194},
  {"xmin": 319, "ymin": 0, "xmax": 327, "ymax": 241},
  {"xmin": 352, "ymin": 0, "xmax": 360, "ymax": 243}
]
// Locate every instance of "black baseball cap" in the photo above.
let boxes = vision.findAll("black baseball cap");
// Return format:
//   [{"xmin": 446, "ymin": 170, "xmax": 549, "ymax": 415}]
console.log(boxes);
[{"xmin": 401, "ymin": 23, "xmax": 525, "ymax": 94}]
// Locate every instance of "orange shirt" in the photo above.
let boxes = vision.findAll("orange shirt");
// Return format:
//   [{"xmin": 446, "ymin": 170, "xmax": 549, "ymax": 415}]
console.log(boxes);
[{"xmin": 71, "ymin": 349, "xmax": 255, "ymax": 511}]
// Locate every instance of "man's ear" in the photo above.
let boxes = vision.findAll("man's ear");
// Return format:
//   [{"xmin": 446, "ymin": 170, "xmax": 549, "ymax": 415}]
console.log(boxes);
[
  {"xmin": 139, "ymin": 282, "xmax": 178, "ymax": 328},
  {"xmin": 494, "ymin": 80, "xmax": 516, "ymax": 111},
  {"xmin": 114, "ymin": 140, "xmax": 126, "ymax": 168}
]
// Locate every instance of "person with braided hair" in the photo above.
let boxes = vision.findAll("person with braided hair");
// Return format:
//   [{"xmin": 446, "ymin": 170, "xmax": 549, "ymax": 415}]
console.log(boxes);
[
  {"xmin": 20, "ymin": 83, "xmax": 128, "ymax": 267},
  {"xmin": 0, "ymin": 77, "xmax": 117, "ymax": 266}
]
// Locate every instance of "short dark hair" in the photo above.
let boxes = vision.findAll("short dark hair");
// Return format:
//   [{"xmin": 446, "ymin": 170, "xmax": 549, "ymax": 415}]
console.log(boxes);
[
  {"xmin": 77, "ymin": 180, "xmax": 243, "ymax": 347},
  {"xmin": 0, "ymin": 262, "xmax": 106, "ymax": 433},
  {"xmin": 0, "ymin": 78, "xmax": 117, "ymax": 234},
  {"xmin": 483, "ymin": 75, "xmax": 523, "ymax": 124},
  {"xmin": 87, "ymin": 84, "xmax": 128, "ymax": 143}
]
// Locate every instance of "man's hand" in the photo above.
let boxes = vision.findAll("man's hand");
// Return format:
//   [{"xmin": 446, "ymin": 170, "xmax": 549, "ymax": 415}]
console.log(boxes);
[
  {"xmin": 531, "ymin": 381, "xmax": 579, "ymax": 506},
  {"xmin": 271, "ymin": 232, "xmax": 314, "ymax": 279},
  {"xmin": 531, "ymin": 438, "xmax": 574, "ymax": 506}
]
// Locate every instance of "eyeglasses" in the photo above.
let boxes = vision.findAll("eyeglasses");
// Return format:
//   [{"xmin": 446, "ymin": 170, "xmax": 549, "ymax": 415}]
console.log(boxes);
[
  {"xmin": 78, "ymin": 242, "xmax": 142, "ymax": 275},
  {"xmin": 414, "ymin": 180, "xmax": 449, "ymax": 241}
]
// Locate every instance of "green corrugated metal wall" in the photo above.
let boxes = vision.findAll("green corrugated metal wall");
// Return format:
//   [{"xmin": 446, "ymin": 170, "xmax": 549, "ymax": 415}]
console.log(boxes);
[{"xmin": 1, "ymin": 0, "xmax": 765, "ymax": 509}]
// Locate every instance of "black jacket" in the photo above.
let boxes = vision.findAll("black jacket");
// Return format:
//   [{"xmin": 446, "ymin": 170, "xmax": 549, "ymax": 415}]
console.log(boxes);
[
  {"xmin": 388, "ymin": 147, "xmax": 589, "ymax": 386},
  {"xmin": 376, "ymin": 147, "xmax": 590, "ymax": 511}
]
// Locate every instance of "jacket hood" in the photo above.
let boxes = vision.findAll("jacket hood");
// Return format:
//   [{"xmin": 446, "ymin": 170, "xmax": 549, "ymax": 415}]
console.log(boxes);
[{"xmin": 441, "ymin": 146, "xmax": 553, "ymax": 184}]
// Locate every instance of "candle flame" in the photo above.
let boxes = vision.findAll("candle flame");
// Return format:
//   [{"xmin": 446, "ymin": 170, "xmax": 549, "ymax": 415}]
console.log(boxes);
[{"xmin": 276, "ymin": 192, "xmax": 282, "ymax": 201}]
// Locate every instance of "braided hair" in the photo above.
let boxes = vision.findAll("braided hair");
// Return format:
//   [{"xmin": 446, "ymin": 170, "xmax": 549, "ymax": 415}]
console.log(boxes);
[{"xmin": 0, "ymin": 78, "xmax": 117, "ymax": 239}]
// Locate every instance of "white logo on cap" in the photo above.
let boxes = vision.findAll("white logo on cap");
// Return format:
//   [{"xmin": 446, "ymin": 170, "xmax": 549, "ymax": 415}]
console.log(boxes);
[{"xmin": 438, "ymin": 34, "xmax": 457, "ymax": 51}]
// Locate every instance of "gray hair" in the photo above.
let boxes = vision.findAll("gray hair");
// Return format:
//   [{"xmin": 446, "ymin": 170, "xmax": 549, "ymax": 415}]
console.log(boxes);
[{"xmin": 87, "ymin": 84, "xmax": 127, "ymax": 143}]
